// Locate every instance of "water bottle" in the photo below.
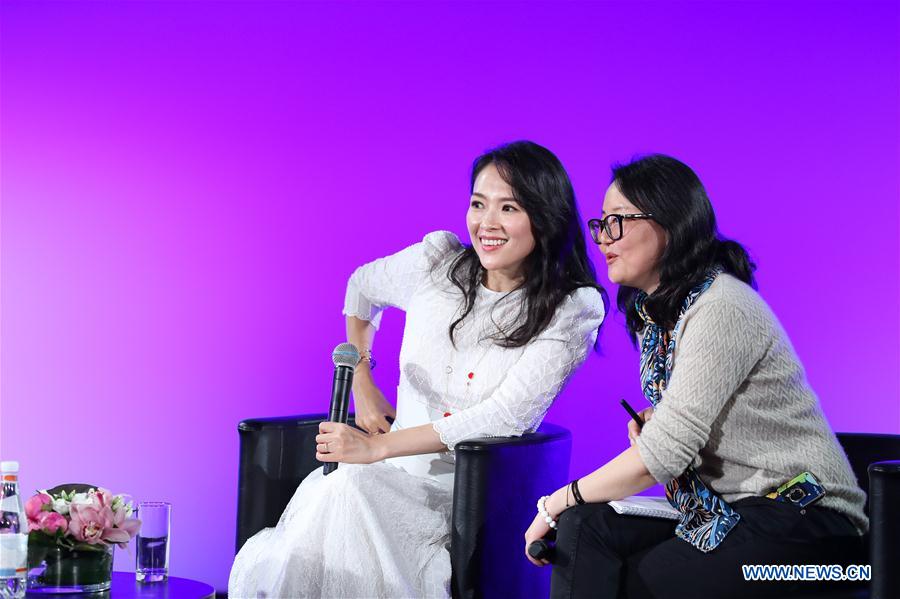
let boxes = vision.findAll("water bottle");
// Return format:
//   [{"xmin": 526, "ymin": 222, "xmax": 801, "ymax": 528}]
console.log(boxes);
[{"xmin": 0, "ymin": 461, "xmax": 27, "ymax": 598}]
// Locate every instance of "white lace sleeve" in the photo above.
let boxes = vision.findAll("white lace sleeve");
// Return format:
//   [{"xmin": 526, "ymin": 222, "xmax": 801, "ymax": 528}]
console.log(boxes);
[
  {"xmin": 343, "ymin": 231, "xmax": 461, "ymax": 329},
  {"xmin": 433, "ymin": 287, "xmax": 605, "ymax": 449}
]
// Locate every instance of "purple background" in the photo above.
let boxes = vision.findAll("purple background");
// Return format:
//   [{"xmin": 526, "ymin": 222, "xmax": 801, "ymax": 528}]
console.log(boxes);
[{"xmin": 2, "ymin": 1, "xmax": 897, "ymax": 592}]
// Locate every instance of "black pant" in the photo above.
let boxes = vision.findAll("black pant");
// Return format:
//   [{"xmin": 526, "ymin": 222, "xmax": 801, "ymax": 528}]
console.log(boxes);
[{"xmin": 549, "ymin": 497, "xmax": 865, "ymax": 599}]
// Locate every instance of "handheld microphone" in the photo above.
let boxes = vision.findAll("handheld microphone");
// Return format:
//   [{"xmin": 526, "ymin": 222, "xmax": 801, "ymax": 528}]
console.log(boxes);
[
  {"xmin": 323, "ymin": 342, "xmax": 360, "ymax": 476},
  {"xmin": 527, "ymin": 527, "xmax": 557, "ymax": 562},
  {"xmin": 527, "ymin": 539, "xmax": 555, "ymax": 562}
]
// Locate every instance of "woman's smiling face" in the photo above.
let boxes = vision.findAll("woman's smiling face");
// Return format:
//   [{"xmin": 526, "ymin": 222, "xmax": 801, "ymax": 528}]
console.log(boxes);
[{"xmin": 467, "ymin": 163, "xmax": 536, "ymax": 292}]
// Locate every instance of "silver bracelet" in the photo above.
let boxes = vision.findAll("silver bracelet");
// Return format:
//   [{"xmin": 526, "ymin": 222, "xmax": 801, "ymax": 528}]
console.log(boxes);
[{"xmin": 357, "ymin": 348, "xmax": 376, "ymax": 370}]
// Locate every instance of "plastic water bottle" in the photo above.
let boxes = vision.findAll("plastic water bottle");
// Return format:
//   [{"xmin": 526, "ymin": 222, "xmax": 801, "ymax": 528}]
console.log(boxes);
[{"xmin": 0, "ymin": 461, "xmax": 27, "ymax": 598}]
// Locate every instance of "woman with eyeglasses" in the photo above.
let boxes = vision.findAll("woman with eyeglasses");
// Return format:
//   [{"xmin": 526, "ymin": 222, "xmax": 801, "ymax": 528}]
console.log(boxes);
[
  {"xmin": 229, "ymin": 141, "xmax": 606, "ymax": 598},
  {"xmin": 524, "ymin": 154, "xmax": 867, "ymax": 598}
]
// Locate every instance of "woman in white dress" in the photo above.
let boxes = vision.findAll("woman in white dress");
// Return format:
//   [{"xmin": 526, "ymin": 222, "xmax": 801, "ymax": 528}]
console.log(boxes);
[{"xmin": 229, "ymin": 141, "xmax": 607, "ymax": 598}]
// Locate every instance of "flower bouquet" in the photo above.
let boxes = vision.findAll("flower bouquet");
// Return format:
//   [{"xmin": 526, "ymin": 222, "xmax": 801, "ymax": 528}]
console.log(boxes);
[{"xmin": 25, "ymin": 484, "xmax": 141, "ymax": 594}]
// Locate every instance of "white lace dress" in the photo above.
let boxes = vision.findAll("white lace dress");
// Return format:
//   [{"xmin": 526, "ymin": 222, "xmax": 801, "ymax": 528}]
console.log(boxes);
[{"xmin": 228, "ymin": 231, "xmax": 605, "ymax": 598}]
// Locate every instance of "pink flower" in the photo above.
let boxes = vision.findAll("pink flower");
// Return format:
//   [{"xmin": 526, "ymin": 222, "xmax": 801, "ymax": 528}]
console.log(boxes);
[
  {"xmin": 102, "ymin": 501, "xmax": 141, "ymax": 547},
  {"xmin": 36, "ymin": 511, "xmax": 68, "ymax": 535},
  {"xmin": 104, "ymin": 518, "xmax": 142, "ymax": 549},
  {"xmin": 69, "ymin": 502, "xmax": 142, "ymax": 548},
  {"xmin": 69, "ymin": 504, "xmax": 114, "ymax": 544},
  {"xmin": 25, "ymin": 493, "xmax": 52, "ymax": 532},
  {"xmin": 94, "ymin": 488, "xmax": 114, "ymax": 509}
]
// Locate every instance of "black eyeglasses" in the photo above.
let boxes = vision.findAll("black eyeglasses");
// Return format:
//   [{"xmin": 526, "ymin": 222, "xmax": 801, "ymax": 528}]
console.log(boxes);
[{"xmin": 587, "ymin": 213, "xmax": 654, "ymax": 243}]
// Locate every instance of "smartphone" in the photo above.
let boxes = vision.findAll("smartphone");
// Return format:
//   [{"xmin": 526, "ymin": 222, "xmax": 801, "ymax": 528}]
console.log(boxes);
[{"xmin": 767, "ymin": 471, "xmax": 826, "ymax": 508}]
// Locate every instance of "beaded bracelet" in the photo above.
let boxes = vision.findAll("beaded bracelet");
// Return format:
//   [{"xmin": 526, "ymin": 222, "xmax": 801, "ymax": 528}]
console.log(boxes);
[{"xmin": 537, "ymin": 495, "xmax": 558, "ymax": 530}]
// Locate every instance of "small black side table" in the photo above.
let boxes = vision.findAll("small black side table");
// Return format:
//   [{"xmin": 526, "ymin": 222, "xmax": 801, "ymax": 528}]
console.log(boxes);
[{"xmin": 26, "ymin": 572, "xmax": 215, "ymax": 598}]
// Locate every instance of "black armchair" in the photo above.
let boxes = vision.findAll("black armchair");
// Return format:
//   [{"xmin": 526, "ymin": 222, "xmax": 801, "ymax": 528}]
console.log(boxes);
[
  {"xmin": 234, "ymin": 420, "xmax": 898, "ymax": 599},
  {"xmin": 235, "ymin": 415, "xmax": 572, "ymax": 598},
  {"xmin": 826, "ymin": 433, "xmax": 900, "ymax": 599}
]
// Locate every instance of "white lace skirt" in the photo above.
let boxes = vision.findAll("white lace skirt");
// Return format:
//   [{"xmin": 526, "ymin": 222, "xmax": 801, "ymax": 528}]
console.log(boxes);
[{"xmin": 228, "ymin": 461, "xmax": 453, "ymax": 598}]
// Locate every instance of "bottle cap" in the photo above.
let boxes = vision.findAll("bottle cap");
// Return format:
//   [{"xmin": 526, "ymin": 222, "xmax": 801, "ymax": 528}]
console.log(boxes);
[{"xmin": 0, "ymin": 461, "xmax": 20, "ymax": 472}]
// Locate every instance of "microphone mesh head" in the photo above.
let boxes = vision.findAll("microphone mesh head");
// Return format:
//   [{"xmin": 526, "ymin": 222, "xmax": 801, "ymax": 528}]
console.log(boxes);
[{"xmin": 332, "ymin": 342, "xmax": 360, "ymax": 370}]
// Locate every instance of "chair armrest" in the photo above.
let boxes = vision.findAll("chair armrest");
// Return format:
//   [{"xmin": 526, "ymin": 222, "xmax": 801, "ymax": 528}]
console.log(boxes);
[
  {"xmin": 235, "ymin": 414, "xmax": 356, "ymax": 553},
  {"xmin": 869, "ymin": 460, "xmax": 900, "ymax": 599},
  {"xmin": 451, "ymin": 423, "xmax": 572, "ymax": 599}
]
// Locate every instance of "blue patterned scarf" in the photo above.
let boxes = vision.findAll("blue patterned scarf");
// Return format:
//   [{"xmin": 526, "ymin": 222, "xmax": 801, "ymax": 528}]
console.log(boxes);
[{"xmin": 636, "ymin": 269, "xmax": 740, "ymax": 552}]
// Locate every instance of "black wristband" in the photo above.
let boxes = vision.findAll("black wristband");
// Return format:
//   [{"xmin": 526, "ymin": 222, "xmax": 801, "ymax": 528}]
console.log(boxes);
[{"xmin": 571, "ymin": 479, "xmax": 586, "ymax": 505}]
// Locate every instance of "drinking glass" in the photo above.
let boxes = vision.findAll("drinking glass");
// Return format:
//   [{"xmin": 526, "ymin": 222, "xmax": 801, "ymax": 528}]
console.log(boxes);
[{"xmin": 135, "ymin": 502, "xmax": 171, "ymax": 583}]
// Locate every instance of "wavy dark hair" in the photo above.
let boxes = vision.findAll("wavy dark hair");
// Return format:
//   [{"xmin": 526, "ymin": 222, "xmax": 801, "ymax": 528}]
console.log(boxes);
[
  {"xmin": 612, "ymin": 154, "xmax": 756, "ymax": 342},
  {"xmin": 443, "ymin": 140, "xmax": 607, "ymax": 348}
]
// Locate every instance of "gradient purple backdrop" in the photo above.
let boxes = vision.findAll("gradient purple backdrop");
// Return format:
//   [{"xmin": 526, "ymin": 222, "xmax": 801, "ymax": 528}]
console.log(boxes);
[{"xmin": 2, "ymin": 0, "xmax": 898, "ymax": 592}]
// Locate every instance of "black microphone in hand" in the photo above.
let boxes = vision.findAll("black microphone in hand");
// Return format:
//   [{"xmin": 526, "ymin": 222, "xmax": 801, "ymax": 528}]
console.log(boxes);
[
  {"xmin": 323, "ymin": 342, "xmax": 360, "ymax": 476},
  {"xmin": 527, "ymin": 539, "xmax": 555, "ymax": 561},
  {"xmin": 527, "ymin": 529, "xmax": 557, "ymax": 562}
]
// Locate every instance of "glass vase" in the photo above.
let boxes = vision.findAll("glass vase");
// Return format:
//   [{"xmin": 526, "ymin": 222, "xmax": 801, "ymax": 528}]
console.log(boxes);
[{"xmin": 26, "ymin": 535, "xmax": 114, "ymax": 594}]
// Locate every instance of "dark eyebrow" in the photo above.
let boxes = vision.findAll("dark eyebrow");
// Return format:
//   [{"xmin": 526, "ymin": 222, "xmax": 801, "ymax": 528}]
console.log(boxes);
[{"xmin": 471, "ymin": 192, "xmax": 519, "ymax": 203}]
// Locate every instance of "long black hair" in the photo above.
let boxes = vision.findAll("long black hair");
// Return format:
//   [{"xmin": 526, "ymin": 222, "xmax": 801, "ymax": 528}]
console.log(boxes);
[
  {"xmin": 444, "ymin": 140, "xmax": 606, "ymax": 348},
  {"xmin": 612, "ymin": 154, "xmax": 756, "ymax": 342}
]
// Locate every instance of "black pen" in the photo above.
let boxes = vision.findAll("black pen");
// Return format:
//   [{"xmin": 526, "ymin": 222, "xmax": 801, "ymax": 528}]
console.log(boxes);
[{"xmin": 620, "ymin": 398, "xmax": 645, "ymax": 429}]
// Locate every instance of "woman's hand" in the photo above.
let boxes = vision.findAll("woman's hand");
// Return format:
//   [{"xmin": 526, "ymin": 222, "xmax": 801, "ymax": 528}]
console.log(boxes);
[
  {"xmin": 628, "ymin": 407, "xmax": 654, "ymax": 446},
  {"xmin": 352, "ymin": 376, "xmax": 396, "ymax": 434},
  {"xmin": 315, "ymin": 422, "xmax": 385, "ymax": 465},
  {"xmin": 523, "ymin": 511, "xmax": 553, "ymax": 567},
  {"xmin": 524, "ymin": 488, "xmax": 568, "ymax": 567}
]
